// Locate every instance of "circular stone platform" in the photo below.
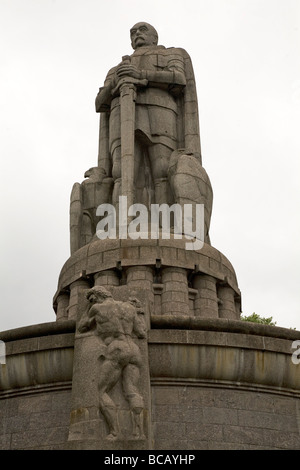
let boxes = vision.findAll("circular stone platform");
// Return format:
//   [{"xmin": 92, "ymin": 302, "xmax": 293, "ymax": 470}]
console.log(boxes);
[
  {"xmin": 1, "ymin": 318, "xmax": 300, "ymax": 449},
  {"xmin": 53, "ymin": 237, "xmax": 241, "ymax": 322}
]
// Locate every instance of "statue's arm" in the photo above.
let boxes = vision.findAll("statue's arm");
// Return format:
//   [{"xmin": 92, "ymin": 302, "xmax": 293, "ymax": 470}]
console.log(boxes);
[
  {"xmin": 142, "ymin": 69, "xmax": 186, "ymax": 88},
  {"xmin": 96, "ymin": 52, "xmax": 187, "ymax": 109},
  {"xmin": 77, "ymin": 304, "xmax": 97, "ymax": 333},
  {"xmin": 114, "ymin": 53, "xmax": 186, "ymax": 94},
  {"xmin": 133, "ymin": 311, "xmax": 147, "ymax": 339},
  {"xmin": 143, "ymin": 52, "xmax": 186, "ymax": 90},
  {"xmin": 95, "ymin": 67, "xmax": 117, "ymax": 113},
  {"xmin": 95, "ymin": 86, "xmax": 111, "ymax": 113}
]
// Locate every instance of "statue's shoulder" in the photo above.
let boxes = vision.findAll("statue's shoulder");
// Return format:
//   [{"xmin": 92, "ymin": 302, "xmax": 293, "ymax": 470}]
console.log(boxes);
[
  {"xmin": 105, "ymin": 63, "xmax": 122, "ymax": 79},
  {"xmin": 167, "ymin": 47, "xmax": 194, "ymax": 77},
  {"xmin": 165, "ymin": 47, "xmax": 190, "ymax": 57},
  {"xmin": 89, "ymin": 303, "xmax": 101, "ymax": 315},
  {"xmin": 161, "ymin": 47, "xmax": 192, "ymax": 64}
]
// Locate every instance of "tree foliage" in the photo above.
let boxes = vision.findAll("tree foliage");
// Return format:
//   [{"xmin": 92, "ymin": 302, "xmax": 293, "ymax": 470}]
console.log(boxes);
[{"xmin": 240, "ymin": 312, "xmax": 277, "ymax": 326}]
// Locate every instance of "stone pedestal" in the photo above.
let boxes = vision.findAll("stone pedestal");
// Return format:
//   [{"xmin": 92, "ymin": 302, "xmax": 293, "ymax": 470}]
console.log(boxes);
[
  {"xmin": 52, "ymin": 236, "xmax": 242, "ymax": 449},
  {"xmin": 53, "ymin": 237, "xmax": 241, "ymax": 323},
  {"xmin": 1, "ymin": 318, "xmax": 300, "ymax": 450}
]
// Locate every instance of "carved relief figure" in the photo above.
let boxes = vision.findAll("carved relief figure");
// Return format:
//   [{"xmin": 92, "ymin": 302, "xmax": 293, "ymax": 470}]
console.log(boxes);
[{"xmin": 78, "ymin": 286, "xmax": 147, "ymax": 440}]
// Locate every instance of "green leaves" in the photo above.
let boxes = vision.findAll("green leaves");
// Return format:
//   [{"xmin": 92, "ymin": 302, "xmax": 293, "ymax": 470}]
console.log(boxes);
[{"xmin": 240, "ymin": 312, "xmax": 277, "ymax": 326}]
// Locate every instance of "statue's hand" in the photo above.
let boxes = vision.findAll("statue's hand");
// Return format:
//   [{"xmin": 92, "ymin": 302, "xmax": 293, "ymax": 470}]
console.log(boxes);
[
  {"xmin": 116, "ymin": 64, "xmax": 141, "ymax": 80},
  {"xmin": 111, "ymin": 67, "xmax": 148, "ymax": 95}
]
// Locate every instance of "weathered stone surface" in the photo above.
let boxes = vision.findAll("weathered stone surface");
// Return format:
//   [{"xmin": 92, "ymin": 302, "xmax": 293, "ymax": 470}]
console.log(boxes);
[
  {"xmin": 0, "ymin": 390, "xmax": 72, "ymax": 450},
  {"xmin": 68, "ymin": 21, "xmax": 213, "ymax": 258},
  {"xmin": 53, "ymin": 238, "xmax": 241, "ymax": 322},
  {"xmin": 4, "ymin": 18, "xmax": 296, "ymax": 452},
  {"xmin": 67, "ymin": 287, "xmax": 151, "ymax": 449},
  {"xmin": 0, "ymin": 323, "xmax": 74, "ymax": 450},
  {"xmin": 1, "ymin": 319, "xmax": 300, "ymax": 449},
  {"xmin": 149, "ymin": 324, "xmax": 300, "ymax": 449},
  {"xmin": 148, "ymin": 329, "xmax": 300, "ymax": 392},
  {"xmin": 168, "ymin": 149, "xmax": 213, "ymax": 244}
]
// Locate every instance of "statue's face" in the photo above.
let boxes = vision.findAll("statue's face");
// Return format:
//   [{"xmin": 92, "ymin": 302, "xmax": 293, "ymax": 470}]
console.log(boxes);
[{"xmin": 130, "ymin": 22, "xmax": 158, "ymax": 49}]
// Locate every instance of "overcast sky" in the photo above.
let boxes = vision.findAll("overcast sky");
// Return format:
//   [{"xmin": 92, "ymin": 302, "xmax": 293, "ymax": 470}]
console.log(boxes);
[{"xmin": 1, "ymin": 0, "xmax": 299, "ymax": 332}]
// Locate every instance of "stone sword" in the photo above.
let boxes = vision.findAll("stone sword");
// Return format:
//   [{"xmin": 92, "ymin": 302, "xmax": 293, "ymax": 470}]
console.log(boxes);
[{"xmin": 112, "ymin": 55, "xmax": 148, "ymax": 225}]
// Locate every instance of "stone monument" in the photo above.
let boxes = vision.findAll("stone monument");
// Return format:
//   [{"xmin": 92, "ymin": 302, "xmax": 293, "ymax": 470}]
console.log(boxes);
[
  {"xmin": 54, "ymin": 21, "xmax": 241, "ymax": 449},
  {"xmin": 1, "ymin": 22, "xmax": 300, "ymax": 451}
]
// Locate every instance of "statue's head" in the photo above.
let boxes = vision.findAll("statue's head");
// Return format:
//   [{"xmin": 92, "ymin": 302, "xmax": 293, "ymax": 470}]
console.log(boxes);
[
  {"xmin": 86, "ymin": 286, "xmax": 112, "ymax": 304},
  {"xmin": 130, "ymin": 22, "xmax": 158, "ymax": 50}
]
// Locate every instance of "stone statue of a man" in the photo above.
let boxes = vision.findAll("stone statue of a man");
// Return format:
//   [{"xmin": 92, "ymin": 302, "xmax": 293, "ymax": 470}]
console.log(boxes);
[
  {"xmin": 78, "ymin": 286, "xmax": 147, "ymax": 440},
  {"xmin": 95, "ymin": 22, "xmax": 202, "ymax": 209}
]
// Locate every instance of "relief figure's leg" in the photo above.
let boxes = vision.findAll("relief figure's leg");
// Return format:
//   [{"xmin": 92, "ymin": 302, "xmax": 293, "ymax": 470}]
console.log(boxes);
[
  {"xmin": 122, "ymin": 363, "xmax": 145, "ymax": 439},
  {"xmin": 98, "ymin": 358, "xmax": 122, "ymax": 439}
]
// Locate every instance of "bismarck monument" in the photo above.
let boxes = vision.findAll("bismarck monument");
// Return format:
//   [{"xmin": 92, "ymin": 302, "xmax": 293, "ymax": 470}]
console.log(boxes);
[{"xmin": 1, "ymin": 23, "xmax": 300, "ymax": 450}]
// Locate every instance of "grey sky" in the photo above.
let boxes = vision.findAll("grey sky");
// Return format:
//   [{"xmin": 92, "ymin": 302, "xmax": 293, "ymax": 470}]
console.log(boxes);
[{"xmin": 1, "ymin": 0, "xmax": 299, "ymax": 331}]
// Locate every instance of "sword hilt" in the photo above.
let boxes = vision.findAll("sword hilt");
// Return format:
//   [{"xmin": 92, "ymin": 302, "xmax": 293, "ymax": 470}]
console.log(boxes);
[{"xmin": 112, "ymin": 77, "xmax": 148, "ymax": 96}]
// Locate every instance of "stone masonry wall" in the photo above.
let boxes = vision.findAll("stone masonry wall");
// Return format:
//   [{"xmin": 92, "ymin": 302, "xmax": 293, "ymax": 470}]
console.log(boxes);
[
  {"xmin": 1, "ymin": 320, "xmax": 300, "ymax": 450},
  {"xmin": 0, "ymin": 389, "xmax": 72, "ymax": 450},
  {"xmin": 151, "ymin": 385, "xmax": 300, "ymax": 450},
  {"xmin": 0, "ymin": 321, "xmax": 74, "ymax": 450}
]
